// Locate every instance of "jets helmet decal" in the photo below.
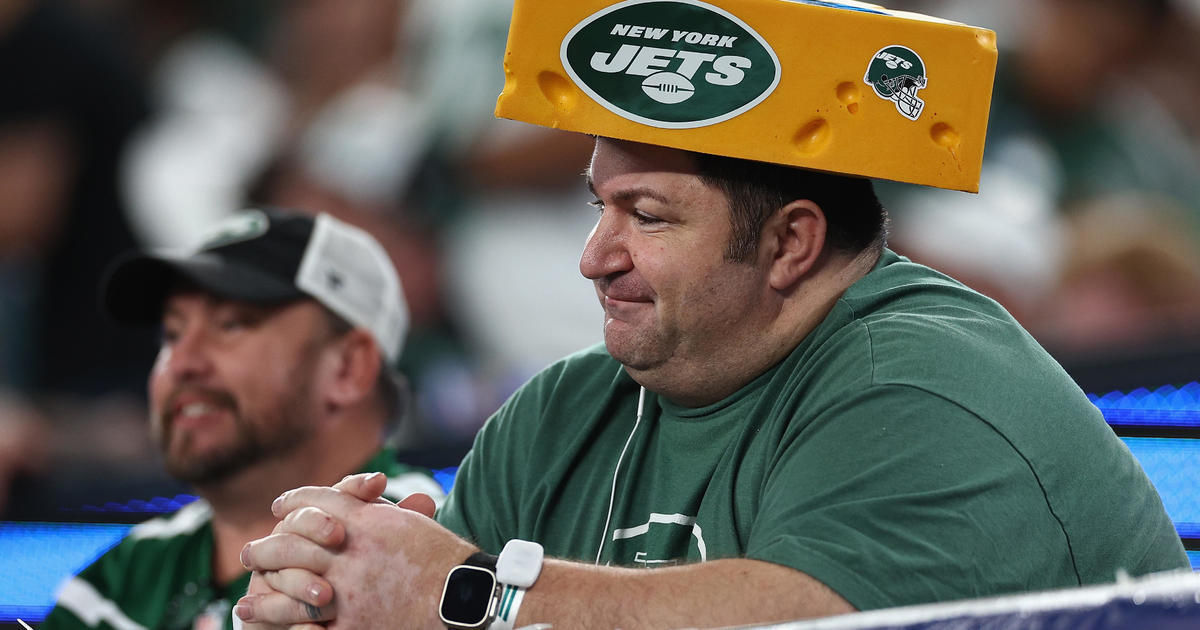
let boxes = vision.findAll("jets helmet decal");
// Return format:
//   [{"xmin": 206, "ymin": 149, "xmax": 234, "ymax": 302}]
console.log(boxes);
[{"xmin": 864, "ymin": 45, "xmax": 927, "ymax": 121}]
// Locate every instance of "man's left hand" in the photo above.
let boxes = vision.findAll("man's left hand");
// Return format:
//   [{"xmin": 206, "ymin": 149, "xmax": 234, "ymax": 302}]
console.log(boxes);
[{"xmin": 235, "ymin": 473, "xmax": 471, "ymax": 629}]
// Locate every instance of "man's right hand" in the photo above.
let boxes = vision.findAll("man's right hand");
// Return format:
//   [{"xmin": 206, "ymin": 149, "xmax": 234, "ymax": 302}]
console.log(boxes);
[{"xmin": 236, "ymin": 473, "xmax": 442, "ymax": 629}]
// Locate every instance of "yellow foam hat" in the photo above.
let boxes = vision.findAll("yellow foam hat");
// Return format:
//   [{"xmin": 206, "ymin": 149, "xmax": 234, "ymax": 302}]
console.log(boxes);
[{"xmin": 495, "ymin": 0, "xmax": 997, "ymax": 192}]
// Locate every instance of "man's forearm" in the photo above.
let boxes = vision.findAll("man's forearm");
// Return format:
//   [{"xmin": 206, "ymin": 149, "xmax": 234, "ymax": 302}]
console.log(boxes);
[
  {"xmin": 237, "ymin": 479, "xmax": 857, "ymax": 629},
  {"xmin": 515, "ymin": 557, "xmax": 856, "ymax": 629}
]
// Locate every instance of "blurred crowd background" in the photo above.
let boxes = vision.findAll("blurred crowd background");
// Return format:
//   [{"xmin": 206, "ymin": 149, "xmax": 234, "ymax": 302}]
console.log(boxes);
[{"xmin": 1, "ymin": 0, "xmax": 1199, "ymax": 519}]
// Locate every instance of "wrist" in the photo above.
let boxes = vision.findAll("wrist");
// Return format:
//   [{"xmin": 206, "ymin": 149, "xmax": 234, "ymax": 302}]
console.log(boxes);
[
  {"xmin": 496, "ymin": 539, "xmax": 544, "ymax": 588},
  {"xmin": 439, "ymin": 551, "xmax": 499, "ymax": 629},
  {"xmin": 437, "ymin": 540, "xmax": 545, "ymax": 630},
  {"xmin": 488, "ymin": 583, "xmax": 527, "ymax": 630},
  {"xmin": 490, "ymin": 539, "xmax": 544, "ymax": 629}
]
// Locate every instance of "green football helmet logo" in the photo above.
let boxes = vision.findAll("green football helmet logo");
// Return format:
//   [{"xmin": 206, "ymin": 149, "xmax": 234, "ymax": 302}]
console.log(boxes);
[{"xmin": 864, "ymin": 45, "xmax": 927, "ymax": 121}]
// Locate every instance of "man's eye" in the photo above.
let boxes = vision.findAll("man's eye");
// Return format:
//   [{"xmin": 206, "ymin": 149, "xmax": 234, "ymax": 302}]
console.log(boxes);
[
  {"xmin": 160, "ymin": 328, "xmax": 179, "ymax": 345},
  {"xmin": 588, "ymin": 199, "xmax": 605, "ymax": 212},
  {"xmin": 218, "ymin": 317, "xmax": 246, "ymax": 332},
  {"xmin": 633, "ymin": 211, "xmax": 662, "ymax": 225}
]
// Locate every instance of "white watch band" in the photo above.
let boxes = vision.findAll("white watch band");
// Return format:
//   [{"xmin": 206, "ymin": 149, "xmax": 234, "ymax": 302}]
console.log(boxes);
[
  {"xmin": 496, "ymin": 539, "xmax": 544, "ymax": 588},
  {"xmin": 488, "ymin": 584, "xmax": 526, "ymax": 630}
]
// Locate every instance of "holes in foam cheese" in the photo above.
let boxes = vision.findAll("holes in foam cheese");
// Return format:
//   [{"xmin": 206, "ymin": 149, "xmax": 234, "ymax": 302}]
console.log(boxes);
[
  {"xmin": 792, "ymin": 118, "xmax": 831, "ymax": 157},
  {"xmin": 538, "ymin": 71, "xmax": 579, "ymax": 116},
  {"xmin": 835, "ymin": 82, "xmax": 861, "ymax": 115},
  {"xmin": 930, "ymin": 122, "xmax": 962, "ymax": 170},
  {"xmin": 930, "ymin": 122, "xmax": 960, "ymax": 150}
]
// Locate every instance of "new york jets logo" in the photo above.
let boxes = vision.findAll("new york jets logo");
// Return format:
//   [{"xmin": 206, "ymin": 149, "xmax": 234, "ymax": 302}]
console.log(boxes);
[
  {"xmin": 198, "ymin": 209, "xmax": 269, "ymax": 251},
  {"xmin": 561, "ymin": 0, "xmax": 780, "ymax": 128}
]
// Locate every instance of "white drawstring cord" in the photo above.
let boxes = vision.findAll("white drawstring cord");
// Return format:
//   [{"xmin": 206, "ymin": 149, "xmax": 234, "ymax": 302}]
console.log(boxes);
[{"xmin": 594, "ymin": 386, "xmax": 646, "ymax": 564}]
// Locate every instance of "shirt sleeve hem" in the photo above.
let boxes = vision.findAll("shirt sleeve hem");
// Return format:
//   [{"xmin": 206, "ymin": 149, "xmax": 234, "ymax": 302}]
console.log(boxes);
[{"xmin": 748, "ymin": 540, "xmax": 897, "ymax": 612}]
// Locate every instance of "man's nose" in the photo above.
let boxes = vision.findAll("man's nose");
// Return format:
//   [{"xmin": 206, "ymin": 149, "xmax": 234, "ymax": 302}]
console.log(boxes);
[
  {"xmin": 579, "ymin": 212, "xmax": 633, "ymax": 281},
  {"xmin": 163, "ymin": 326, "xmax": 214, "ymax": 382}
]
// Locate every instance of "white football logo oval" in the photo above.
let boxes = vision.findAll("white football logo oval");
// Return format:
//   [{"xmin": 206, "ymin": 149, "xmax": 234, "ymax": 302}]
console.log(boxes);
[{"xmin": 641, "ymin": 72, "xmax": 695, "ymax": 104}]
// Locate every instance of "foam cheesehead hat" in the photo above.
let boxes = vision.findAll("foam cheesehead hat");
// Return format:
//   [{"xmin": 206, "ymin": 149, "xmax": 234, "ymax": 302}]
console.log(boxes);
[
  {"xmin": 102, "ymin": 208, "xmax": 409, "ymax": 366},
  {"xmin": 495, "ymin": 0, "xmax": 997, "ymax": 192}
]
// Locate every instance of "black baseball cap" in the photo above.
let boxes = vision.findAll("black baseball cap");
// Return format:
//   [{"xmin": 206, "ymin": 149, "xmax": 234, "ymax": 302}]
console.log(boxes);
[{"xmin": 101, "ymin": 207, "xmax": 409, "ymax": 364}]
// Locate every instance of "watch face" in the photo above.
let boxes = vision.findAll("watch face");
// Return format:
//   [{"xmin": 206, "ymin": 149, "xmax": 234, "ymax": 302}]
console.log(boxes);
[{"xmin": 440, "ymin": 565, "xmax": 497, "ymax": 627}]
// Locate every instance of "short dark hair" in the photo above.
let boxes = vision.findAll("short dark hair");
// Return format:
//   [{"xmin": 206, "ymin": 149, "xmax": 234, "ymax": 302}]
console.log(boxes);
[
  {"xmin": 318, "ymin": 306, "xmax": 408, "ymax": 434},
  {"xmin": 692, "ymin": 152, "xmax": 888, "ymax": 262}
]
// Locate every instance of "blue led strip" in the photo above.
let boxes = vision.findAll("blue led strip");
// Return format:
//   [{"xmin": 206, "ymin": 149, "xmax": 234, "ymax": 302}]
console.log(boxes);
[
  {"xmin": 1089, "ymin": 382, "xmax": 1200, "ymax": 428},
  {"xmin": 60, "ymin": 493, "xmax": 200, "ymax": 515},
  {"xmin": 1120, "ymin": 438, "xmax": 1200, "ymax": 529},
  {"xmin": 1177, "ymin": 522, "xmax": 1200, "ymax": 540},
  {"xmin": 433, "ymin": 466, "xmax": 459, "ymax": 495},
  {"xmin": 0, "ymin": 522, "xmax": 132, "ymax": 623}
]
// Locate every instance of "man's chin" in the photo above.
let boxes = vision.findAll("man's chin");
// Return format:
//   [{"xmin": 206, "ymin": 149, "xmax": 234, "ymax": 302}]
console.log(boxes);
[
  {"xmin": 166, "ymin": 462, "xmax": 234, "ymax": 485},
  {"xmin": 604, "ymin": 336, "xmax": 667, "ymax": 373},
  {"xmin": 163, "ymin": 448, "xmax": 255, "ymax": 485}
]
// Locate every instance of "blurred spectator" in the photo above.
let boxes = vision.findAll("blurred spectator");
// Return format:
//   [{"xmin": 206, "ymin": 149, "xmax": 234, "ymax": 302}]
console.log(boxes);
[
  {"xmin": 887, "ymin": 0, "xmax": 1200, "ymax": 352},
  {"xmin": 0, "ymin": 0, "xmax": 159, "ymax": 516},
  {"xmin": 0, "ymin": 0, "xmax": 154, "ymax": 395},
  {"xmin": 41, "ymin": 208, "xmax": 444, "ymax": 629},
  {"xmin": 1036, "ymin": 194, "xmax": 1200, "ymax": 353},
  {"xmin": 252, "ymin": 0, "xmax": 436, "ymax": 325},
  {"xmin": 991, "ymin": 0, "xmax": 1200, "ymax": 213},
  {"xmin": 0, "ymin": 393, "xmax": 48, "ymax": 514},
  {"xmin": 1141, "ymin": 0, "xmax": 1200, "ymax": 143},
  {"xmin": 119, "ymin": 1, "xmax": 287, "ymax": 250},
  {"xmin": 121, "ymin": 0, "xmax": 431, "ymax": 250},
  {"xmin": 439, "ymin": 122, "xmax": 600, "ymax": 439},
  {"xmin": 125, "ymin": 0, "xmax": 604, "ymax": 442},
  {"xmin": 115, "ymin": 0, "xmax": 469, "ymax": 448},
  {"xmin": 249, "ymin": 0, "xmax": 463, "ymax": 448},
  {"xmin": 889, "ymin": 136, "xmax": 1066, "ymax": 327},
  {"xmin": 402, "ymin": 0, "xmax": 600, "ymax": 440}
]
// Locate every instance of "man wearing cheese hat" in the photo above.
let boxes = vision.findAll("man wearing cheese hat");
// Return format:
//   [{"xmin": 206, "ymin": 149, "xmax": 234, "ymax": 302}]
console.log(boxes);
[{"xmin": 236, "ymin": 2, "xmax": 1188, "ymax": 628}]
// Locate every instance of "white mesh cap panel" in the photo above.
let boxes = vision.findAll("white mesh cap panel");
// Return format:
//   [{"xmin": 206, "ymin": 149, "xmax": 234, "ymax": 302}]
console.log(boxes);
[{"xmin": 296, "ymin": 213, "xmax": 408, "ymax": 363}]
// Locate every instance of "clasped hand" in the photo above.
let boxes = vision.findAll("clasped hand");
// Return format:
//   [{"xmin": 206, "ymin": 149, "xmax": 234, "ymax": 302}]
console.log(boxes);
[{"xmin": 235, "ymin": 472, "xmax": 475, "ymax": 629}]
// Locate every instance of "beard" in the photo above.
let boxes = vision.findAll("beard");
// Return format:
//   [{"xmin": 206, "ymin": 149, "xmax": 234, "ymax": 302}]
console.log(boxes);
[{"xmin": 155, "ymin": 379, "xmax": 315, "ymax": 486}]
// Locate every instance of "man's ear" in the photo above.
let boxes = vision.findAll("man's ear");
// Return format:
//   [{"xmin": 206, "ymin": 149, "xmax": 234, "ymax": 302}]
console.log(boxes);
[
  {"xmin": 322, "ymin": 329, "xmax": 382, "ymax": 409},
  {"xmin": 765, "ymin": 199, "xmax": 827, "ymax": 291}
]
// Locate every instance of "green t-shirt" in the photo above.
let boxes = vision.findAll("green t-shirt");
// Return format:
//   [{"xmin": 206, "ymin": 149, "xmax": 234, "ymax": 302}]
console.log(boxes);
[
  {"xmin": 41, "ymin": 449, "xmax": 444, "ymax": 630},
  {"xmin": 438, "ymin": 250, "xmax": 1188, "ymax": 611}
]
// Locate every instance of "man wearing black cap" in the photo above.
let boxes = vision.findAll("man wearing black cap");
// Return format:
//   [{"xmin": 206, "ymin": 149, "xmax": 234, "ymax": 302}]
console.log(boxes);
[{"xmin": 40, "ymin": 208, "xmax": 443, "ymax": 630}]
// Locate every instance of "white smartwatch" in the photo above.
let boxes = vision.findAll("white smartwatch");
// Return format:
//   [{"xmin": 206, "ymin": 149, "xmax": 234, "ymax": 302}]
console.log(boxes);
[{"xmin": 495, "ymin": 539, "xmax": 544, "ymax": 588}]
